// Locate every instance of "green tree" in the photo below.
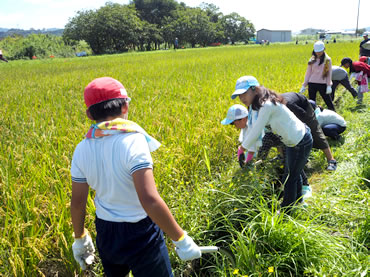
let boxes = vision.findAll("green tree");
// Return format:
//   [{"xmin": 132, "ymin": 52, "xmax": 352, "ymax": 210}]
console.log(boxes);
[
  {"xmin": 132, "ymin": 0, "xmax": 179, "ymax": 27},
  {"xmin": 96, "ymin": 3, "xmax": 143, "ymax": 52},
  {"xmin": 63, "ymin": 3, "xmax": 143, "ymax": 54},
  {"xmin": 199, "ymin": 2, "xmax": 222, "ymax": 23},
  {"xmin": 164, "ymin": 7, "xmax": 216, "ymax": 48},
  {"xmin": 138, "ymin": 21, "xmax": 163, "ymax": 51},
  {"xmin": 0, "ymin": 34, "xmax": 85, "ymax": 60},
  {"xmin": 356, "ymin": 28, "xmax": 366, "ymax": 36},
  {"xmin": 63, "ymin": 10, "xmax": 101, "ymax": 52},
  {"xmin": 221, "ymin": 12, "xmax": 255, "ymax": 44}
]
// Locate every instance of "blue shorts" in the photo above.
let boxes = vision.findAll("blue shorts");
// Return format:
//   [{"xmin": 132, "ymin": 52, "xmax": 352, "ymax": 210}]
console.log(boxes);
[{"xmin": 95, "ymin": 216, "xmax": 174, "ymax": 277}]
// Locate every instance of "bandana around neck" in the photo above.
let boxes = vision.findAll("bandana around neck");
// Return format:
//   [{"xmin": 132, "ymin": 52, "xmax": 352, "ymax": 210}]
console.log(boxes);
[
  {"xmin": 85, "ymin": 118, "xmax": 161, "ymax": 152},
  {"xmin": 308, "ymin": 53, "xmax": 331, "ymax": 78}
]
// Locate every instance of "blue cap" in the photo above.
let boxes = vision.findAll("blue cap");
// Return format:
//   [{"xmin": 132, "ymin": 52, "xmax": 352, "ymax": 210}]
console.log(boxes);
[
  {"xmin": 221, "ymin": 104, "xmax": 248, "ymax": 125},
  {"xmin": 231, "ymin": 76, "xmax": 260, "ymax": 99}
]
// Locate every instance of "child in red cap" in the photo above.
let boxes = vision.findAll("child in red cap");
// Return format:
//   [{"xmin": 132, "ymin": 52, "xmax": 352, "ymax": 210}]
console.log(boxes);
[{"xmin": 70, "ymin": 77, "xmax": 201, "ymax": 276}]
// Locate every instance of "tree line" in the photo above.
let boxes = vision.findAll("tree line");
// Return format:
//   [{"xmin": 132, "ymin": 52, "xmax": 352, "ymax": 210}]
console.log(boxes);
[
  {"xmin": 0, "ymin": 34, "xmax": 91, "ymax": 60},
  {"xmin": 0, "ymin": 28, "xmax": 64, "ymax": 38},
  {"xmin": 63, "ymin": 0, "xmax": 255, "ymax": 54}
]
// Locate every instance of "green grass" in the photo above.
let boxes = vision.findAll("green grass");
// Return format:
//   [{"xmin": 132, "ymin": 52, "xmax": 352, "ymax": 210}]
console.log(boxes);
[{"xmin": 0, "ymin": 41, "xmax": 368, "ymax": 276}]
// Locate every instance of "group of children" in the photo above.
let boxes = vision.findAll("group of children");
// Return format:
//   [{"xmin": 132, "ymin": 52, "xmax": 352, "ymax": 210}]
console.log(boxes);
[
  {"xmin": 222, "ymin": 40, "xmax": 367, "ymax": 216},
  {"xmin": 221, "ymin": 78, "xmax": 347, "ymax": 207},
  {"xmin": 299, "ymin": 40, "xmax": 369, "ymax": 107},
  {"xmin": 68, "ymin": 40, "xmax": 367, "ymax": 275}
]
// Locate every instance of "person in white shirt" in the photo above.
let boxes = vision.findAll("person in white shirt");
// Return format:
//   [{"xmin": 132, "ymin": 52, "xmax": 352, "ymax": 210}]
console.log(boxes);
[
  {"xmin": 231, "ymin": 76, "xmax": 313, "ymax": 211},
  {"xmin": 70, "ymin": 77, "xmax": 201, "ymax": 276},
  {"xmin": 309, "ymin": 100, "xmax": 346, "ymax": 140}
]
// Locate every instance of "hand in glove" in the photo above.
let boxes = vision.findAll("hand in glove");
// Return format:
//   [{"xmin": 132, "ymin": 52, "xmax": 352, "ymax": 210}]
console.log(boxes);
[
  {"xmin": 326, "ymin": 85, "xmax": 332, "ymax": 94},
  {"xmin": 299, "ymin": 86, "xmax": 306, "ymax": 94},
  {"xmin": 237, "ymin": 146, "xmax": 246, "ymax": 168},
  {"xmin": 72, "ymin": 229, "xmax": 95, "ymax": 270},
  {"xmin": 173, "ymin": 232, "xmax": 201, "ymax": 261}
]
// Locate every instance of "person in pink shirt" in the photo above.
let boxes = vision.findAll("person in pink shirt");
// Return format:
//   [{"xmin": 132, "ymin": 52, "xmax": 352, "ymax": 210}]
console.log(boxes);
[{"xmin": 300, "ymin": 41, "xmax": 335, "ymax": 111}]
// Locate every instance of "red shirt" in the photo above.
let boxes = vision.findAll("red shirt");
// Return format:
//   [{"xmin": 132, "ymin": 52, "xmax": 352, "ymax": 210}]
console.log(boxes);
[{"xmin": 352, "ymin": 61, "xmax": 370, "ymax": 76}]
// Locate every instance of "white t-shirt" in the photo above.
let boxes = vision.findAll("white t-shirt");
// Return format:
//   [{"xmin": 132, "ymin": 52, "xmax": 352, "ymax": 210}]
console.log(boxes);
[
  {"xmin": 71, "ymin": 132, "xmax": 153, "ymax": 223},
  {"xmin": 242, "ymin": 101, "xmax": 305, "ymax": 150},
  {"xmin": 316, "ymin": 108, "xmax": 346, "ymax": 127}
]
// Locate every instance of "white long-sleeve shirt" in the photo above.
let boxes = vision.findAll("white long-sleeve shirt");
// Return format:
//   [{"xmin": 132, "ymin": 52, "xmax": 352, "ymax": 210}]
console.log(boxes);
[
  {"xmin": 238, "ymin": 109, "xmax": 263, "ymax": 152},
  {"xmin": 316, "ymin": 109, "xmax": 346, "ymax": 127},
  {"xmin": 239, "ymin": 126, "xmax": 260, "ymax": 152},
  {"xmin": 242, "ymin": 101, "xmax": 305, "ymax": 150}
]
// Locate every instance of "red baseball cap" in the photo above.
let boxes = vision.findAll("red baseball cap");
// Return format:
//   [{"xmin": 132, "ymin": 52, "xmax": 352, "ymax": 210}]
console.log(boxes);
[
  {"xmin": 359, "ymin": 56, "xmax": 368, "ymax": 63},
  {"xmin": 84, "ymin": 77, "xmax": 131, "ymax": 108}
]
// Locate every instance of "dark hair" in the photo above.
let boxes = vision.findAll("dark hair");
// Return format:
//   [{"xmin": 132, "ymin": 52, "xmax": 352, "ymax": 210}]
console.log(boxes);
[
  {"xmin": 309, "ymin": 51, "xmax": 325, "ymax": 65},
  {"xmin": 251, "ymin": 86, "xmax": 286, "ymax": 110},
  {"xmin": 341, "ymin": 57, "xmax": 354, "ymax": 73},
  {"xmin": 88, "ymin": 98, "xmax": 128, "ymax": 121}
]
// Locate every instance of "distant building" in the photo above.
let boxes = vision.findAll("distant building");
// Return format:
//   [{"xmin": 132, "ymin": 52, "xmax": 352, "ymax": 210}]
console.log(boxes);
[
  {"xmin": 325, "ymin": 30, "xmax": 342, "ymax": 35},
  {"xmin": 257, "ymin": 29, "xmax": 291, "ymax": 43},
  {"xmin": 300, "ymin": 28, "xmax": 325, "ymax": 35},
  {"xmin": 341, "ymin": 31, "xmax": 356, "ymax": 36},
  {"xmin": 320, "ymin": 30, "xmax": 356, "ymax": 38}
]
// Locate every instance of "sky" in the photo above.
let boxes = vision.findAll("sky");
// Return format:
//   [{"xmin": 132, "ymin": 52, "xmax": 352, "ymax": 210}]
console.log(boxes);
[{"xmin": 0, "ymin": 0, "xmax": 369, "ymax": 33}]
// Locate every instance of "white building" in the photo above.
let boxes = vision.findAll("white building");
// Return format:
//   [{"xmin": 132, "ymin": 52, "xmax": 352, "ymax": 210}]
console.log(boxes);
[{"xmin": 256, "ymin": 29, "xmax": 292, "ymax": 43}]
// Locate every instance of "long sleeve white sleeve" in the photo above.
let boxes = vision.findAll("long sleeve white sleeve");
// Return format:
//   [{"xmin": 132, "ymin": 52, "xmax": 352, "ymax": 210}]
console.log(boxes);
[{"xmin": 242, "ymin": 106, "xmax": 272, "ymax": 150}]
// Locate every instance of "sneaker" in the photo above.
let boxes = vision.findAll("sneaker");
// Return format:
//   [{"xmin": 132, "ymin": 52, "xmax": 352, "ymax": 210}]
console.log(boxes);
[
  {"xmin": 302, "ymin": 185, "xmax": 312, "ymax": 199},
  {"xmin": 327, "ymin": 159, "xmax": 337, "ymax": 171}
]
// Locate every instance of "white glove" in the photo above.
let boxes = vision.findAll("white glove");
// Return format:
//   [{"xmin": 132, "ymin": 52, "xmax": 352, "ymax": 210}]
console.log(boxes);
[
  {"xmin": 299, "ymin": 86, "xmax": 306, "ymax": 94},
  {"xmin": 172, "ymin": 232, "xmax": 201, "ymax": 261},
  {"xmin": 72, "ymin": 230, "xmax": 95, "ymax": 270},
  {"xmin": 326, "ymin": 85, "xmax": 332, "ymax": 94}
]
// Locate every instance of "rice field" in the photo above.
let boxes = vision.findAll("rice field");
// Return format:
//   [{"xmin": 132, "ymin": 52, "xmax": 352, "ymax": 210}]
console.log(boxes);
[{"xmin": 0, "ymin": 41, "xmax": 368, "ymax": 276}]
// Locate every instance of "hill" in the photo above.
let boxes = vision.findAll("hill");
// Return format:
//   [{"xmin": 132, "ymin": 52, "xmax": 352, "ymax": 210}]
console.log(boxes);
[{"xmin": 0, "ymin": 28, "xmax": 64, "ymax": 38}]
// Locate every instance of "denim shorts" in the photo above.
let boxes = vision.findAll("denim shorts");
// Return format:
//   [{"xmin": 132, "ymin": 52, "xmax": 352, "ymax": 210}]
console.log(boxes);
[{"xmin": 95, "ymin": 216, "xmax": 173, "ymax": 277}]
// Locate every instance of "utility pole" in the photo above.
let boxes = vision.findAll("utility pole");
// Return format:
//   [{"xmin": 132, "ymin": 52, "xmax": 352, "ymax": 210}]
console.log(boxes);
[{"xmin": 356, "ymin": 0, "xmax": 360, "ymax": 37}]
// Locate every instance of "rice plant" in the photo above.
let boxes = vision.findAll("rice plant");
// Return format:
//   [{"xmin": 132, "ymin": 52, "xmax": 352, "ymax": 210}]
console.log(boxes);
[{"xmin": 0, "ymin": 41, "xmax": 368, "ymax": 276}]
